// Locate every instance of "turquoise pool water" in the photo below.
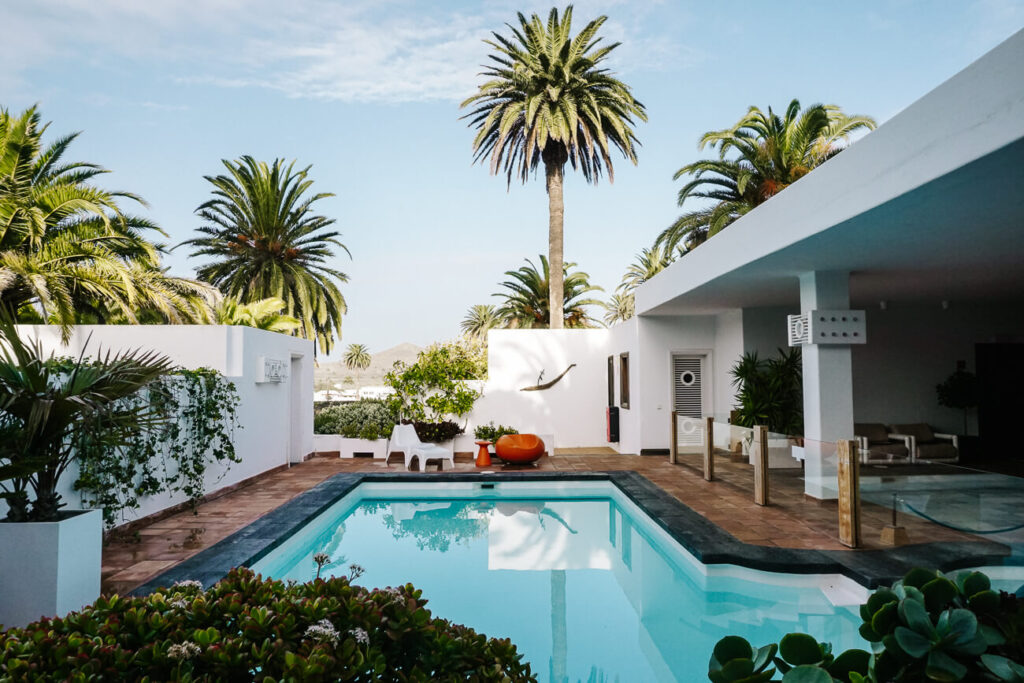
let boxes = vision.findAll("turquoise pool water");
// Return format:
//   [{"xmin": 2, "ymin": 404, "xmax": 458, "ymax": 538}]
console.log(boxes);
[{"xmin": 251, "ymin": 482, "xmax": 866, "ymax": 682}]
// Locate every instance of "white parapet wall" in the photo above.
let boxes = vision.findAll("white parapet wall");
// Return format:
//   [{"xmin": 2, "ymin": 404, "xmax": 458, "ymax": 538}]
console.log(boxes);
[{"xmin": 3, "ymin": 325, "xmax": 314, "ymax": 526}]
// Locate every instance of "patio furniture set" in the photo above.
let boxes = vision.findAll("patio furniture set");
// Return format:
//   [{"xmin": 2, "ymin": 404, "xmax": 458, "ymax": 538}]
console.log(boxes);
[
  {"xmin": 387, "ymin": 424, "xmax": 546, "ymax": 471},
  {"xmin": 854, "ymin": 423, "xmax": 960, "ymax": 465}
]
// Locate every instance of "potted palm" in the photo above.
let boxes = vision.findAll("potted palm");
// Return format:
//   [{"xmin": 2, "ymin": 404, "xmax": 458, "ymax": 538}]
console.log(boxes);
[{"xmin": 0, "ymin": 319, "xmax": 172, "ymax": 628}]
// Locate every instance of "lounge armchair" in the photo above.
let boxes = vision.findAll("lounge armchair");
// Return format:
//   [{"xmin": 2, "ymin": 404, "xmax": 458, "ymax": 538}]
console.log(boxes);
[
  {"xmin": 889, "ymin": 423, "xmax": 959, "ymax": 464},
  {"xmin": 387, "ymin": 424, "xmax": 455, "ymax": 471},
  {"xmin": 854, "ymin": 423, "xmax": 911, "ymax": 465}
]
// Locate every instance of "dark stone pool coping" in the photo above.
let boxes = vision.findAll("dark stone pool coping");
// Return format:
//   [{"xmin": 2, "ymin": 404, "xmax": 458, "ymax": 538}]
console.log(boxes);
[{"xmin": 131, "ymin": 470, "xmax": 1012, "ymax": 595}]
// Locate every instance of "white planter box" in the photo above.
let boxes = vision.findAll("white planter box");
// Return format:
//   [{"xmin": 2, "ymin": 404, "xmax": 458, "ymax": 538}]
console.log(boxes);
[
  {"xmin": 312, "ymin": 433, "xmax": 340, "ymax": 454},
  {"xmin": 0, "ymin": 509, "xmax": 102, "ymax": 629},
  {"xmin": 339, "ymin": 437, "xmax": 388, "ymax": 459}
]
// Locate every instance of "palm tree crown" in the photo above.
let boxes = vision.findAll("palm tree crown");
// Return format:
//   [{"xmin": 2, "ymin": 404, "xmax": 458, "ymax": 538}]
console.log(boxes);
[
  {"xmin": 602, "ymin": 293, "xmax": 635, "ymax": 326},
  {"xmin": 461, "ymin": 304, "xmax": 503, "ymax": 339},
  {"xmin": 461, "ymin": 6, "xmax": 645, "ymax": 329},
  {"xmin": 182, "ymin": 156, "xmax": 349, "ymax": 355},
  {"xmin": 656, "ymin": 100, "xmax": 875, "ymax": 252},
  {"xmin": 343, "ymin": 343, "xmax": 372, "ymax": 372},
  {"xmin": 618, "ymin": 245, "xmax": 676, "ymax": 294},
  {"xmin": 214, "ymin": 296, "xmax": 300, "ymax": 333},
  {"xmin": 0, "ymin": 106, "xmax": 213, "ymax": 333},
  {"xmin": 494, "ymin": 254, "xmax": 602, "ymax": 329}
]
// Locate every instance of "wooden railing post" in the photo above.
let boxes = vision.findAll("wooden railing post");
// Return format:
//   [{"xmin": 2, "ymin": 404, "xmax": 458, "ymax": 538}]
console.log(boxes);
[
  {"xmin": 753, "ymin": 425, "xmax": 769, "ymax": 506},
  {"xmin": 703, "ymin": 417, "xmax": 714, "ymax": 481},
  {"xmin": 837, "ymin": 439, "xmax": 862, "ymax": 548},
  {"xmin": 669, "ymin": 411, "xmax": 678, "ymax": 464}
]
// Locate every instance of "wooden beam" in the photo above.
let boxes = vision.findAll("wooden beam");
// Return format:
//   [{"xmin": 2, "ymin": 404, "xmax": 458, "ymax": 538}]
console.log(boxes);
[
  {"xmin": 703, "ymin": 416, "xmax": 714, "ymax": 481},
  {"xmin": 837, "ymin": 439, "xmax": 862, "ymax": 548},
  {"xmin": 753, "ymin": 425, "xmax": 769, "ymax": 506},
  {"xmin": 669, "ymin": 411, "xmax": 678, "ymax": 464}
]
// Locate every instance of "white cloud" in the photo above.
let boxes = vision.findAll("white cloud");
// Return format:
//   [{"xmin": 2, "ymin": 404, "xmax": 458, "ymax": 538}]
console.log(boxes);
[{"xmin": 1, "ymin": 0, "xmax": 691, "ymax": 103}]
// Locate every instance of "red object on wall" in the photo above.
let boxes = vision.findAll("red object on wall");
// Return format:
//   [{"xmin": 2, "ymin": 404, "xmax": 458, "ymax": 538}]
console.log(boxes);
[{"xmin": 495, "ymin": 434, "xmax": 545, "ymax": 464}]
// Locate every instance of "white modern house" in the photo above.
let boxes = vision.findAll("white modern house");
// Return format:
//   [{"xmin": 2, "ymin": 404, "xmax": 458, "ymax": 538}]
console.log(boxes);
[{"xmin": 471, "ymin": 28, "xmax": 1024, "ymax": 498}]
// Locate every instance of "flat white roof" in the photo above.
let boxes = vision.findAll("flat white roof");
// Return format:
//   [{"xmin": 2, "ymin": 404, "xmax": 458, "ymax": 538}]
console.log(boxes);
[{"xmin": 636, "ymin": 29, "xmax": 1024, "ymax": 315}]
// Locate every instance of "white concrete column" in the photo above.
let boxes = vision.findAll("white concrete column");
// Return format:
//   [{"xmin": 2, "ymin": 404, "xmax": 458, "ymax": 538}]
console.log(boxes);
[{"xmin": 800, "ymin": 271, "xmax": 854, "ymax": 499}]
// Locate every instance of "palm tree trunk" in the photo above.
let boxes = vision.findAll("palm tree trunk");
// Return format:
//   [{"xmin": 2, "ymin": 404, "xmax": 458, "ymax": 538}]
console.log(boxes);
[{"xmin": 545, "ymin": 160, "xmax": 565, "ymax": 329}]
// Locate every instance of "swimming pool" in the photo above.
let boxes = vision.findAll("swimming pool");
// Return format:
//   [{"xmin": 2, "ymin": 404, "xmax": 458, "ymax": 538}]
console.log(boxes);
[{"xmin": 251, "ymin": 480, "xmax": 867, "ymax": 682}]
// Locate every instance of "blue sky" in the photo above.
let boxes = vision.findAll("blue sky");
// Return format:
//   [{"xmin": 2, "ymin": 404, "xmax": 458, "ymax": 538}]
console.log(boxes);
[{"xmin": 3, "ymin": 0, "xmax": 1023, "ymax": 359}]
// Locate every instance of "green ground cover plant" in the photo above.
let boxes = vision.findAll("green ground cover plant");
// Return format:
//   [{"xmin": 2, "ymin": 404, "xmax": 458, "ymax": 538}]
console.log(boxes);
[
  {"xmin": 0, "ymin": 567, "xmax": 535, "ymax": 681},
  {"xmin": 314, "ymin": 400, "xmax": 397, "ymax": 440}
]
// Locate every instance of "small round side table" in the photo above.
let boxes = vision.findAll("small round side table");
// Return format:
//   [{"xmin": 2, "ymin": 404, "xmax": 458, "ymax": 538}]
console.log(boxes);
[{"xmin": 474, "ymin": 440, "xmax": 492, "ymax": 467}]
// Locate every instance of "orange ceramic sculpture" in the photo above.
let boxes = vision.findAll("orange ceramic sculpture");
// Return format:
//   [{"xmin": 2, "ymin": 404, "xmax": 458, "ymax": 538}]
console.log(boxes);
[
  {"xmin": 474, "ymin": 440, "xmax": 492, "ymax": 467},
  {"xmin": 494, "ymin": 434, "xmax": 545, "ymax": 464}
]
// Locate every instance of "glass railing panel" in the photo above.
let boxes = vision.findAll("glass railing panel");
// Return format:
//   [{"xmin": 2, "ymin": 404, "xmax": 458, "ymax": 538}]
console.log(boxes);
[{"xmin": 856, "ymin": 456, "xmax": 1024, "ymax": 549}]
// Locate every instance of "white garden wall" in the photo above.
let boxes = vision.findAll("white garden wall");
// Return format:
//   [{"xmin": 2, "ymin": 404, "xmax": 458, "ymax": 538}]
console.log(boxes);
[
  {"xmin": 2, "ymin": 325, "xmax": 314, "ymax": 526},
  {"xmin": 467, "ymin": 329, "xmax": 611, "ymax": 450}
]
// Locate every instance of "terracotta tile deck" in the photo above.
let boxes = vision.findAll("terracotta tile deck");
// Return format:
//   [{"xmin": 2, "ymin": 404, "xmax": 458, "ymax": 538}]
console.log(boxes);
[{"xmin": 101, "ymin": 451, "xmax": 977, "ymax": 595}]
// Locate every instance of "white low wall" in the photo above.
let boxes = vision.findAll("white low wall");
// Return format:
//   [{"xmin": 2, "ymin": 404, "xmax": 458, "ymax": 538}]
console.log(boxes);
[
  {"xmin": 466, "ymin": 329, "xmax": 611, "ymax": 450},
  {"xmin": 2, "ymin": 325, "xmax": 314, "ymax": 526}
]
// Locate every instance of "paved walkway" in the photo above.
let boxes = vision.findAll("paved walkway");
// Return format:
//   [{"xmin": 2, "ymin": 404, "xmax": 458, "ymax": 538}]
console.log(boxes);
[{"xmin": 102, "ymin": 451, "xmax": 974, "ymax": 595}]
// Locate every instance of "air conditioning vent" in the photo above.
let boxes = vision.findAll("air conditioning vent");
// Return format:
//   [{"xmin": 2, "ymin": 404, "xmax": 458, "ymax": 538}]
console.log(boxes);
[{"xmin": 788, "ymin": 314, "xmax": 809, "ymax": 346}]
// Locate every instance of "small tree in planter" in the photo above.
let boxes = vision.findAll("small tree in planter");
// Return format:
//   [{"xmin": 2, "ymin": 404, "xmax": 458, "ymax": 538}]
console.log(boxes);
[
  {"xmin": 937, "ymin": 364, "xmax": 979, "ymax": 436},
  {"xmin": 384, "ymin": 339, "xmax": 484, "ymax": 445},
  {"xmin": 0, "ymin": 318, "xmax": 173, "ymax": 627}
]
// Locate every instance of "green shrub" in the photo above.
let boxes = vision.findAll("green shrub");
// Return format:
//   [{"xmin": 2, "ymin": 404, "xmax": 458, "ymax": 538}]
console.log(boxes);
[
  {"xmin": 709, "ymin": 568, "xmax": 1024, "ymax": 682},
  {"xmin": 0, "ymin": 567, "xmax": 535, "ymax": 682},
  {"xmin": 473, "ymin": 422, "xmax": 519, "ymax": 441},
  {"xmin": 313, "ymin": 400, "xmax": 397, "ymax": 438}
]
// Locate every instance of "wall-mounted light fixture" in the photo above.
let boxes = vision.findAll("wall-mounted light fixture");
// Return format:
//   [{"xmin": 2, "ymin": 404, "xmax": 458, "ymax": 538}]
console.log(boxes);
[{"xmin": 879, "ymin": 300, "xmax": 888, "ymax": 311}]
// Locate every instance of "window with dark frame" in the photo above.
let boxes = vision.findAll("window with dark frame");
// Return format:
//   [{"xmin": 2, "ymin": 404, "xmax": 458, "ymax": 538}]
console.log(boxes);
[
  {"xmin": 607, "ymin": 356, "xmax": 615, "ymax": 406},
  {"xmin": 619, "ymin": 353, "xmax": 630, "ymax": 409}
]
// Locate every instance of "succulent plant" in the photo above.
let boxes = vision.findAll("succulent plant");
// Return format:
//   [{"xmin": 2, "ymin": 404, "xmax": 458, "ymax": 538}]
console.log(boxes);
[
  {"xmin": 710, "ymin": 569, "xmax": 1023, "ymax": 683},
  {"xmin": 708, "ymin": 635, "xmax": 778, "ymax": 682},
  {"xmin": 859, "ymin": 568, "xmax": 1009, "ymax": 681}
]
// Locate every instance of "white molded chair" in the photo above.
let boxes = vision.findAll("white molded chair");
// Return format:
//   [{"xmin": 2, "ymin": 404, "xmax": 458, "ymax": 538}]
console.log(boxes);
[{"xmin": 387, "ymin": 424, "xmax": 454, "ymax": 471}]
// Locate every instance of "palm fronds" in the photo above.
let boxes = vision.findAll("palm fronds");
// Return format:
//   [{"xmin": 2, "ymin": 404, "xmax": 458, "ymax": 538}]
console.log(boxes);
[{"xmin": 181, "ymin": 156, "xmax": 349, "ymax": 355}]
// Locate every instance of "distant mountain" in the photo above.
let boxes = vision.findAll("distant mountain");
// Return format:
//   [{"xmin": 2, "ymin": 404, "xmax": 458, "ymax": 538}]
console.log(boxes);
[{"xmin": 315, "ymin": 342, "xmax": 422, "ymax": 390}]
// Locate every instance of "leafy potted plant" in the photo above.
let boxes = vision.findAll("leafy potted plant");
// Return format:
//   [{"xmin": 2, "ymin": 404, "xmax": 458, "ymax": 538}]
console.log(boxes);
[
  {"xmin": 937, "ymin": 364, "xmax": 979, "ymax": 436},
  {"xmin": 384, "ymin": 340, "xmax": 483, "ymax": 455},
  {"xmin": 730, "ymin": 349, "xmax": 804, "ymax": 467},
  {"xmin": 0, "ymin": 319, "xmax": 172, "ymax": 628},
  {"xmin": 474, "ymin": 422, "xmax": 519, "ymax": 454}
]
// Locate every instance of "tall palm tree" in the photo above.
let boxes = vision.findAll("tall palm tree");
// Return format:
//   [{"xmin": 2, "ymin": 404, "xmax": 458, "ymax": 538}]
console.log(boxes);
[
  {"xmin": 461, "ymin": 304, "xmax": 504, "ymax": 339},
  {"xmin": 602, "ymin": 292, "xmax": 634, "ymax": 326},
  {"xmin": 214, "ymin": 296, "xmax": 300, "ymax": 333},
  {"xmin": 656, "ymin": 100, "xmax": 875, "ymax": 252},
  {"xmin": 461, "ymin": 6, "xmax": 646, "ymax": 330},
  {"xmin": 343, "ymin": 343, "xmax": 372, "ymax": 386},
  {"xmin": 494, "ymin": 255, "xmax": 603, "ymax": 329},
  {"xmin": 0, "ymin": 106, "xmax": 213, "ymax": 335},
  {"xmin": 182, "ymin": 156, "xmax": 349, "ymax": 355}
]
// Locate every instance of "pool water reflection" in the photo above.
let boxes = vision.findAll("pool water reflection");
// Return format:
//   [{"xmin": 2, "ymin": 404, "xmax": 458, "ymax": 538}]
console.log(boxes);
[{"xmin": 252, "ymin": 490, "xmax": 865, "ymax": 682}]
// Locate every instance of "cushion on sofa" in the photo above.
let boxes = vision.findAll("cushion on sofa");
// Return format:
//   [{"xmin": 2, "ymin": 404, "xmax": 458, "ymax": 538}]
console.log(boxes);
[
  {"xmin": 855, "ymin": 423, "xmax": 891, "ymax": 445},
  {"xmin": 917, "ymin": 442, "xmax": 958, "ymax": 462},
  {"xmin": 864, "ymin": 442, "xmax": 910, "ymax": 460},
  {"xmin": 891, "ymin": 423, "xmax": 935, "ymax": 443}
]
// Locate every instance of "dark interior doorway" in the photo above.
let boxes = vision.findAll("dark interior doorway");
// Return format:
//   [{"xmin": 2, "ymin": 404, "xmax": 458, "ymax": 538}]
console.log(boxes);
[{"xmin": 976, "ymin": 343, "xmax": 1024, "ymax": 458}]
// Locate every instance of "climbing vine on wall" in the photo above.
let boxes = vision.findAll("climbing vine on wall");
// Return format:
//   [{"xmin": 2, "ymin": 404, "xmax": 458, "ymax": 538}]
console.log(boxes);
[{"xmin": 71, "ymin": 366, "xmax": 242, "ymax": 528}]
